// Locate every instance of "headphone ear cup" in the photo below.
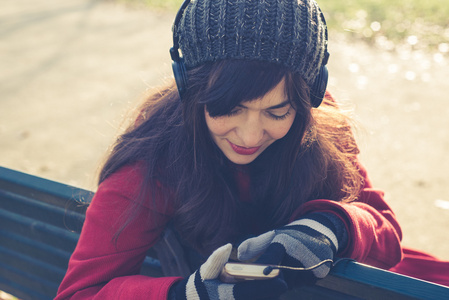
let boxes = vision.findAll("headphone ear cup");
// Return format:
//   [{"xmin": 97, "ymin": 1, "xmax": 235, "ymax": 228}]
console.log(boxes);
[
  {"xmin": 172, "ymin": 57, "xmax": 188, "ymax": 99},
  {"xmin": 309, "ymin": 65, "xmax": 329, "ymax": 108}
]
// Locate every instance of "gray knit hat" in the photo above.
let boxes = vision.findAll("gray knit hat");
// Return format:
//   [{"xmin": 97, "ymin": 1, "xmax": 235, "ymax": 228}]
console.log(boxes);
[{"xmin": 175, "ymin": 0, "xmax": 328, "ymax": 87}]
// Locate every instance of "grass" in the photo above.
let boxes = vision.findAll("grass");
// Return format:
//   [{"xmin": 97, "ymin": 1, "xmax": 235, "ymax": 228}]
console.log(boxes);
[
  {"xmin": 319, "ymin": 0, "xmax": 449, "ymax": 51},
  {"xmin": 114, "ymin": 0, "xmax": 449, "ymax": 52}
]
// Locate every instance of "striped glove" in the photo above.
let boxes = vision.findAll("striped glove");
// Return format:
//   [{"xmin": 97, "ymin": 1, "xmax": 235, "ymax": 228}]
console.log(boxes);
[
  {"xmin": 237, "ymin": 212, "xmax": 348, "ymax": 286},
  {"xmin": 169, "ymin": 243, "xmax": 288, "ymax": 300}
]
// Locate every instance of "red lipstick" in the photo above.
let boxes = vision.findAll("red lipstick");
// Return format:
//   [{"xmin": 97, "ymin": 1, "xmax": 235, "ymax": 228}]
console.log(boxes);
[{"xmin": 228, "ymin": 141, "xmax": 260, "ymax": 155}]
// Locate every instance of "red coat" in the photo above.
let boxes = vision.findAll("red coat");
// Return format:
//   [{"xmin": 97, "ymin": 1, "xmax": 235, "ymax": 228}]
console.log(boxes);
[{"xmin": 55, "ymin": 163, "xmax": 449, "ymax": 299}]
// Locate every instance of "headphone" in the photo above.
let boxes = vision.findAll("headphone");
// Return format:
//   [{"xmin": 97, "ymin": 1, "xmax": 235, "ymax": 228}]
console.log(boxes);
[
  {"xmin": 169, "ymin": 0, "xmax": 329, "ymax": 108},
  {"xmin": 169, "ymin": 0, "xmax": 190, "ymax": 100}
]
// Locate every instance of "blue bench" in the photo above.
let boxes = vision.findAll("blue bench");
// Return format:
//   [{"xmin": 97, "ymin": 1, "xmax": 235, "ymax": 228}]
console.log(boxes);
[{"xmin": 0, "ymin": 166, "xmax": 448, "ymax": 300}]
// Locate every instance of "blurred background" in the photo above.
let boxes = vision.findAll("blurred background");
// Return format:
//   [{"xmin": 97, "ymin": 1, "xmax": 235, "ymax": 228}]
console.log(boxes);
[{"xmin": 1, "ymin": 0, "xmax": 448, "ymax": 267}]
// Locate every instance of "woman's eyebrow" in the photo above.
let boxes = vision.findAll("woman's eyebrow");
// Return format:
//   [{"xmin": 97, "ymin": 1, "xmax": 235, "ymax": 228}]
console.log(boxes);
[
  {"xmin": 237, "ymin": 100, "xmax": 290, "ymax": 110},
  {"xmin": 267, "ymin": 100, "xmax": 291, "ymax": 110}
]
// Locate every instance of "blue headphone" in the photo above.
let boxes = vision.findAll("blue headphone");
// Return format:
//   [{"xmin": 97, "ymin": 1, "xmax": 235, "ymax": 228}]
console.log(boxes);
[{"xmin": 169, "ymin": 0, "xmax": 329, "ymax": 108}]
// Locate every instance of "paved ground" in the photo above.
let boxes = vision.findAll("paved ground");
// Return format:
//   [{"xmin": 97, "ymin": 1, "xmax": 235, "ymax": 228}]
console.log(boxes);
[{"xmin": 1, "ymin": 0, "xmax": 449, "ymax": 260}]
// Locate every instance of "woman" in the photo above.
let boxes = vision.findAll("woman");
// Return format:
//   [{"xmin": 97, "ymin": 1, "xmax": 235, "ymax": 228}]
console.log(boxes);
[{"xmin": 56, "ymin": 0, "xmax": 447, "ymax": 299}]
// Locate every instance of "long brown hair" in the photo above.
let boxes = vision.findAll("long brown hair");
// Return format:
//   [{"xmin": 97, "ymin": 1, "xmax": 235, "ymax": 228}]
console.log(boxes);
[{"xmin": 99, "ymin": 60, "xmax": 363, "ymax": 254}]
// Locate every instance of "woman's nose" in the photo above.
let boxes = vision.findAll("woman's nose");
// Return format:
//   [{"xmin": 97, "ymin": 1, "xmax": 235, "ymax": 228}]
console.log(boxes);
[{"xmin": 237, "ymin": 115, "xmax": 265, "ymax": 147}]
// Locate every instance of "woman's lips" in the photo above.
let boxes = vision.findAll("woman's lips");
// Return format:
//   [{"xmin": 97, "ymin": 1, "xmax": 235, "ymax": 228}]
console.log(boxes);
[{"xmin": 228, "ymin": 140, "xmax": 261, "ymax": 155}]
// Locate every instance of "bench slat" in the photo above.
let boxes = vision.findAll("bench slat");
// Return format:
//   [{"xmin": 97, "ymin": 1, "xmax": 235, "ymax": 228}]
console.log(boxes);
[
  {"xmin": 327, "ymin": 259, "xmax": 449, "ymax": 300},
  {"xmin": 0, "ymin": 209, "xmax": 80, "ymax": 252},
  {"xmin": 0, "ymin": 245, "xmax": 66, "ymax": 283},
  {"xmin": 0, "ymin": 261, "xmax": 58, "ymax": 299},
  {"xmin": 0, "ymin": 230, "xmax": 71, "ymax": 270},
  {"xmin": 0, "ymin": 189, "xmax": 85, "ymax": 232},
  {"xmin": 0, "ymin": 278, "xmax": 50, "ymax": 300},
  {"xmin": 0, "ymin": 167, "xmax": 93, "ymax": 209}
]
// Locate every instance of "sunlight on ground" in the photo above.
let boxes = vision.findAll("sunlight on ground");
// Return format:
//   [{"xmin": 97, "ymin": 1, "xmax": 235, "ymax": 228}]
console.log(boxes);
[{"xmin": 0, "ymin": 291, "xmax": 18, "ymax": 300}]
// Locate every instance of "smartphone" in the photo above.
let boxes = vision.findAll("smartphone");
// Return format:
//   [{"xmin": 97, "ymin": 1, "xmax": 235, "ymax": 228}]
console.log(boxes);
[{"xmin": 219, "ymin": 263, "xmax": 280, "ymax": 283}]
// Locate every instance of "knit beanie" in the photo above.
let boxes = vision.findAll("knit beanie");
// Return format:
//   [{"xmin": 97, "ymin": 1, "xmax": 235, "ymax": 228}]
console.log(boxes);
[{"xmin": 175, "ymin": 0, "xmax": 328, "ymax": 87}]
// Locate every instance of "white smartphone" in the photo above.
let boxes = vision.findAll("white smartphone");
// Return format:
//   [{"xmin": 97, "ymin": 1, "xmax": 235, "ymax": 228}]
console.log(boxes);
[{"xmin": 219, "ymin": 263, "xmax": 280, "ymax": 283}]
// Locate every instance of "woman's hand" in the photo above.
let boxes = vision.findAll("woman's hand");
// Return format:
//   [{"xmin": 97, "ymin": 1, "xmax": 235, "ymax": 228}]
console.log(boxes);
[
  {"xmin": 237, "ymin": 212, "xmax": 348, "ymax": 286},
  {"xmin": 169, "ymin": 243, "xmax": 288, "ymax": 300}
]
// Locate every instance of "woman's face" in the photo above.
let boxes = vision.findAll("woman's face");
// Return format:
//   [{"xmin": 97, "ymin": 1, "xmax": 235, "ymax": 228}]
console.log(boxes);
[{"xmin": 205, "ymin": 78, "xmax": 296, "ymax": 165}]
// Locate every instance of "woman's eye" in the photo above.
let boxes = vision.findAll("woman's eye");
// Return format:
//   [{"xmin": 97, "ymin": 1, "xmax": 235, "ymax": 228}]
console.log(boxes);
[{"xmin": 268, "ymin": 109, "xmax": 292, "ymax": 120}]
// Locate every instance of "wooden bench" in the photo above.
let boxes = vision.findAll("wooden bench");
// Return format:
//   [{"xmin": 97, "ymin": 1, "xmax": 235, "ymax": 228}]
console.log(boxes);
[{"xmin": 1, "ymin": 166, "xmax": 448, "ymax": 300}]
